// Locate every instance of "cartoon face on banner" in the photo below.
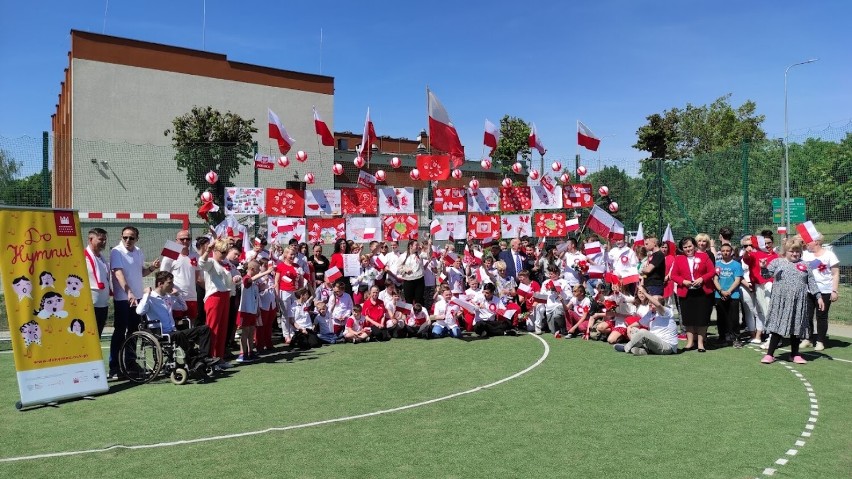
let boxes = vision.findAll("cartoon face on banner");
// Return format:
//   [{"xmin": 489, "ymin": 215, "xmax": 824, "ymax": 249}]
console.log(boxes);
[
  {"xmin": 531, "ymin": 185, "xmax": 563, "ymax": 210},
  {"xmin": 535, "ymin": 212, "xmax": 569, "ymax": 237},
  {"xmin": 564, "ymin": 183, "xmax": 594, "ymax": 208},
  {"xmin": 382, "ymin": 215, "xmax": 419, "ymax": 240},
  {"xmin": 225, "ymin": 187, "xmax": 265, "ymax": 215},
  {"xmin": 346, "ymin": 217, "xmax": 382, "ymax": 243},
  {"xmin": 265, "ymin": 188, "xmax": 305, "ymax": 217},
  {"xmin": 467, "ymin": 187, "xmax": 500, "ymax": 213},
  {"xmin": 341, "ymin": 188, "xmax": 378, "ymax": 215},
  {"xmin": 433, "ymin": 187, "xmax": 467, "ymax": 213},
  {"xmin": 378, "ymin": 187, "xmax": 415, "ymax": 214},
  {"xmin": 432, "ymin": 215, "xmax": 467, "ymax": 241},
  {"xmin": 468, "ymin": 214, "xmax": 500, "ymax": 239},
  {"xmin": 304, "ymin": 190, "xmax": 342, "ymax": 216},
  {"xmin": 501, "ymin": 214, "xmax": 532, "ymax": 239},
  {"xmin": 500, "ymin": 186, "xmax": 532, "ymax": 212},
  {"xmin": 267, "ymin": 217, "xmax": 306, "ymax": 244},
  {"xmin": 308, "ymin": 218, "xmax": 346, "ymax": 245}
]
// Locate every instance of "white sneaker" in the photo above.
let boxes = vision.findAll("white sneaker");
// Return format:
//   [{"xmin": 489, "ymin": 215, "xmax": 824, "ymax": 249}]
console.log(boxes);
[
  {"xmin": 749, "ymin": 338, "xmax": 762, "ymax": 344},
  {"xmin": 814, "ymin": 341, "xmax": 825, "ymax": 351},
  {"xmin": 799, "ymin": 339, "xmax": 813, "ymax": 348},
  {"xmin": 760, "ymin": 340, "xmax": 770, "ymax": 350}
]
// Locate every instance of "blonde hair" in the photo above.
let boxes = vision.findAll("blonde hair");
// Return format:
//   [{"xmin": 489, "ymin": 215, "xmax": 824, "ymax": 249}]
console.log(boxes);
[
  {"xmin": 783, "ymin": 237, "xmax": 804, "ymax": 253},
  {"xmin": 214, "ymin": 238, "xmax": 230, "ymax": 254},
  {"xmin": 493, "ymin": 260, "xmax": 507, "ymax": 271},
  {"xmin": 695, "ymin": 233, "xmax": 712, "ymax": 244}
]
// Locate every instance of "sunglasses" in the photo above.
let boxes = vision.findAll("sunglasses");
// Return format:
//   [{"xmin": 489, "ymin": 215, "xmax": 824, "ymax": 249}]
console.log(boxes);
[{"xmin": 123, "ymin": 236, "xmax": 137, "ymax": 241}]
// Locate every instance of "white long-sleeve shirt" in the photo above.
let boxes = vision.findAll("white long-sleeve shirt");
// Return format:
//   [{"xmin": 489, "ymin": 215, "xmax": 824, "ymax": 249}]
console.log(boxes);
[{"xmin": 135, "ymin": 291, "xmax": 187, "ymax": 334}]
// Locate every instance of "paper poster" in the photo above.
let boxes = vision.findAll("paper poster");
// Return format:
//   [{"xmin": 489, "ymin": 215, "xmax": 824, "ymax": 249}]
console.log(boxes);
[
  {"xmin": 265, "ymin": 188, "xmax": 305, "ymax": 217},
  {"xmin": 501, "ymin": 214, "xmax": 533, "ymax": 239},
  {"xmin": 346, "ymin": 217, "xmax": 382, "ymax": 243},
  {"xmin": 500, "ymin": 186, "xmax": 532, "ymax": 212},
  {"xmin": 358, "ymin": 170, "xmax": 377, "ymax": 189},
  {"xmin": 267, "ymin": 217, "xmax": 306, "ymax": 244},
  {"xmin": 343, "ymin": 254, "xmax": 361, "ymax": 277},
  {"xmin": 564, "ymin": 183, "xmax": 594, "ymax": 208},
  {"xmin": 304, "ymin": 189, "xmax": 342, "ymax": 216},
  {"xmin": 531, "ymin": 185, "xmax": 563, "ymax": 210},
  {"xmin": 0, "ymin": 208, "xmax": 108, "ymax": 407},
  {"xmin": 468, "ymin": 213, "xmax": 501, "ymax": 240},
  {"xmin": 433, "ymin": 187, "xmax": 467, "ymax": 213},
  {"xmin": 378, "ymin": 187, "xmax": 415, "ymax": 214},
  {"xmin": 341, "ymin": 188, "xmax": 378, "ymax": 215},
  {"xmin": 225, "ymin": 187, "xmax": 265, "ymax": 215},
  {"xmin": 382, "ymin": 214, "xmax": 419, "ymax": 240},
  {"xmin": 432, "ymin": 214, "xmax": 467, "ymax": 241},
  {"xmin": 467, "ymin": 187, "xmax": 500, "ymax": 213},
  {"xmin": 307, "ymin": 218, "xmax": 346, "ymax": 245},
  {"xmin": 536, "ymin": 212, "xmax": 570, "ymax": 237}
]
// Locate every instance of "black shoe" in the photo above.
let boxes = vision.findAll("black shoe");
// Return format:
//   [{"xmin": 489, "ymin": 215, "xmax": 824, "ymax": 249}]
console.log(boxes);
[{"xmin": 504, "ymin": 329, "xmax": 517, "ymax": 336}]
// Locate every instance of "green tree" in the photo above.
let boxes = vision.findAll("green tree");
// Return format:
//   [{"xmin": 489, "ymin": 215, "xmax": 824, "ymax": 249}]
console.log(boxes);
[
  {"xmin": 491, "ymin": 115, "xmax": 532, "ymax": 175},
  {"xmin": 164, "ymin": 106, "xmax": 257, "ymax": 224},
  {"xmin": 1, "ymin": 172, "xmax": 50, "ymax": 207},
  {"xmin": 0, "ymin": 149, "xmax": 21, "ymax": 197}
]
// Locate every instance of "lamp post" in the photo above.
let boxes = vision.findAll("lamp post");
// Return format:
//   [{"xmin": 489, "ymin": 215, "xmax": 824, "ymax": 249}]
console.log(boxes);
[{"xmin": 784, "ymin": 58, "xmax": 818, "ymax": 232}]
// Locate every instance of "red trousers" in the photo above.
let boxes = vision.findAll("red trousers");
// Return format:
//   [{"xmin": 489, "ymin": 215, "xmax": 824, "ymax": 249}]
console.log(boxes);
[
  {"xmin": 255, "ymin": 307, "xmax": 276, "ymax": 350},
  {"xmin": 205, "ymin": 291, "xmax": 231, "ymax": 359}
]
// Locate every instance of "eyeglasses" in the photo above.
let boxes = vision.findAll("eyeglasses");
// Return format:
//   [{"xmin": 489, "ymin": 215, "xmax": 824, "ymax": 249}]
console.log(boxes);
[
  {"xmin": 123, "ymin": 236, "xmax": 137, "ymax": 241},
  {"xmin": 177, "ymin": 238, "xmax": 191, "ymax": 242}
]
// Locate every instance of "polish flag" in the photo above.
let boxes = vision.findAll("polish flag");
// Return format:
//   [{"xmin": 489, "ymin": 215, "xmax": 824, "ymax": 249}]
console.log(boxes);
[
  {"xmin": 427, "ymin": 89, "xmax": 465, "ymax": 168},
  {"xmin": 443, "ymin": 251, "xmax": 459, "ymax": 268},
  {"xmin": 585, "ymin": 205, "xmax": 619, "ymax": 239},
  {"xmin": 395, "ymin": 301, "xmax": 413, "ymax": 315},
  {"xmin": 484, "ymin": 119, "xmax": 500, "ymax": 155},
  {"xmin": 577, "ymin": 121, "xmax": 600, "ymax": 151},
  {"xmin": 619, "ymin": 271, "xmax": 641, "ymax": 285},
  {"xmin": 358, "ymin": 107, "xmax": 377, "ymax": 161},
  {"xmin": 161, "ymin": 240, "xmax": 183, "ymax": 260},
  {"xmin": 313, "ymin": 107, "xmax": 335, "ymax": 147},
  {"xmin": 633, "ymin": 222, "xmax": 645, "ymax": 248},
  {"xmin": 609, "ymin": 220, "xmax": 625, "ymax": 241},
  {"xmin": 584, "ymin": 241, "xmax": 602, "ymax": 255},
  {"xmin": 363, "ymin": 227, "xmax": 376, "ymax": 240},
  {"xmin": 750, "ymin": 235, "xmax": 769, "ymax": 252},
  {"xmin": 430, "ymin": 219, "xmax": 442, "ymax": 236},
  {"xmin": 588, "ymin": 263, "xmax": 606, "ymax": 279},
  {"xmin": 431, "ymin": 244, "xmax": 443, "ymax": 259},
  {"xmin": 477, "ymin": 265, "xmax": 493, "ymax": 284},
  {"xmin": 662, "ymin": 224, "xmax": 676, "ymax": 256},
  {"xmin": 451, "ymin": 296, "xmax": 478, "ymax": 314},
  {"xmin": 529, "ymin": 122, "xmax": 546, "ymax": 156},
  {"xmin": 517, "ymin": 282, "xmax": 532, "ymax": 297},
  {"xmin": 565, "ymin": 217, "xmax": 580, "ymax": 232},
  {"xmin": 373, "ymin": 254, "xmax": 386, "ymax": 270},
  {"xmin": 796, "ymin": 221, "xmax": 819, "ymax": 244},
  {"xmin": 268, "ymin": 108, "xmax": 295, "ymax": 155},
  {"xmin": 325, "ymin": 266, "xmax": 342, "ymax": 282},
  {"xmin": 532, "ymin": 292, "xmax": 549, "ymax": 304}
]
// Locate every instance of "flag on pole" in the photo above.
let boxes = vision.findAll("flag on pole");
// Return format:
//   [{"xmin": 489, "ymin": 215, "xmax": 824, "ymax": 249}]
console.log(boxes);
[
  {"xmin": 585, "ymin": 205, "xmax": 620, "ymax": 239},
  {"xmin": 430, "ymin": 219, "xmax": 442, "ymax": 236},
  {"xmin": 584, "ymin": 241, "xmax": 602, "ymax": 255},
  {"xmin": 358, "ymin": 107, "xmax": 377, "ymax": 161},
  {"xmin": 565, "ymin": 217, "xmax": 579, "ymax": 232},
  {"xmin": 529, "ymin": 122, "xmax": 546, "ymax": 155},
  {"xmin": 796, "ymin": 221, "xmax": 819, "ymax": 244},
  {"xmin": 268, "ymin": 108, "xmax": 295, "ymax": 155},
  {"xmin": 427, "ymin": 89, "xmax": 465, "ymax": 168},
  {"xmin": 662, "ymin": 224, "xmax": 676, "ymax": 256},
  {"xmin": 325, "ymin": 266, "xmax": 342, "ymax": 282},
  {"xmin": 633, "ymin": 222, "xmax": 645, "ymax": 248},
  {"xmin": 484, "ymin": 119, "xmax": 500, "ymax": 156},
  {"xmin": 750, "ymin": 235, "xmax": 769, "ymax": 252},
  {"xmin": 161, "ymin": 240, "xmax": 183, "ymax": 260},
  {"xmin": 313, "ymin": 107, "xmax": 335, "ymax": 147},
  {"xmin": 578, "ymin": 120, "xmax": 600, "ymax": 151}
]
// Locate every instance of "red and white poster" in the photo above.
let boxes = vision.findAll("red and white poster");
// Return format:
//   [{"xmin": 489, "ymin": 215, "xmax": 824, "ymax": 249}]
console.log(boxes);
[
  {"xmin": 535, "ymin": 212, "xmax": 569, "ymax": 237},
  {"xmin": 341, "ymin": 188, "xmax": 378, "ymax": 215},
  {"xmin": 501, "ymin": 214, "xmax": 532, "ymax": 239},
  {"xmin": 225, "ymin": 187, "xmax": 265, "ymax": 215},
  {"xmin": 468, "ymin": 213, "xmax": 500, "ymax": 240},
  {"xmin": 382, "ymin": 214, "xmax": 419, "ymax": 240},
  {"xmin": 254, "ymin": 154, "xmax": 275, "ymax": 170},
  {"xmin": 267, "ymin": 217, "xmax": 306, "ymax": 244},
  {"xmin": 346, "ymin": 217, "xmax": 382, "ymax": 243},
  {"xmin": 432, "ymin": 214, "xmax": 467, "ymax": 241},
  {"xmin": 307, "ymin": 218, "xmax": 346, "ymax": 244},
  {"xmin": 531, "ymin": 185, "xmax": 563, "ymax": 210},
  {"xmin": 500, "ymin": 186, "xmax": 532, "ymax": 212},
  {"xmin": 564, "ymin": 183, "xmax": 594, "ymax": 208},
  {"xmin": 433, "ymin": 187, "xmax": 467, "ymax": 213},
  {"xmin": 265, "ymin": 188, "xmax": 305, "ymax": 217},
  {"xmin": 378, "ymin": 187, "xmax": 415, "ymax": 214},
  {"xmin": 467, "ymin": 187, "xmax": 500, "ymax": 213},
  {"xmin": 305, "ymin": 189, "xmax": 342, "ymax": 216}
]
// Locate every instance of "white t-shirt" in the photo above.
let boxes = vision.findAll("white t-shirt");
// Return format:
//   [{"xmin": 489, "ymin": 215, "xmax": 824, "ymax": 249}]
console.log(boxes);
[
  {"xmin": 609, "ymin": 245, "xmax": 638, "ymax": 276},
  {"xmin": 638, "ymin": 305, "xmax": 678, "ymax": 349},
  {"xmin": 802, "ymin": 250, "xmax": 839, "ymax": 294},
  {"xmin": 159, "ymin": 251, "xmax": 199, "ymax": 301},
  {"xmin": 472, "ymin": 293, "xmax": 504, "ymax": 323},
  {"xmin": 561, "ymin": 251, "xmax": 587, "ymax": 286},
  {"xmin": 433, "ymin": 298, "xmax": 460, "ymax": 329},
  {"xmin": 85, "ymin": 246, "xmax": 110, "ymax": 308},
  {"xmin": 110, "ymin": 243, "xmax": 145, "ymax": 300}
]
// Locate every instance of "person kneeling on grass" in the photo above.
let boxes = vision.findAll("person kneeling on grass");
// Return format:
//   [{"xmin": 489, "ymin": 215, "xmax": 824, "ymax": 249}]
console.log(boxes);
[
  {"xmin": 136, "ymin": 271, "xmax": 219, "ymax": 371},
  {"xmin": 344, "ymin": 304, "xmax": 370, "ymax": 343},
  {"xmin": 614, "ymin": 284, "xmax": 678, "ymax": 356}
]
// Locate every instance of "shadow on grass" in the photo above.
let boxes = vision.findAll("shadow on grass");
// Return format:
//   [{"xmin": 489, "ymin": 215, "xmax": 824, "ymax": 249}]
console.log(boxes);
[{"xmin": 825, "ymin": 337, "xmax": 850, "ymax": 349}]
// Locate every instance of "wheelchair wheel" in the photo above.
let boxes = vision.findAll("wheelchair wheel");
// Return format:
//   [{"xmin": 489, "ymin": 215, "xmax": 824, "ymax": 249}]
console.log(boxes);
[
  {"xmin": 119, "ymin": 331, "xmax": 163, "ymax": 384},
  {"xmin": 170, "ymin": 368, "xmax": 189, "ymax": 385}
]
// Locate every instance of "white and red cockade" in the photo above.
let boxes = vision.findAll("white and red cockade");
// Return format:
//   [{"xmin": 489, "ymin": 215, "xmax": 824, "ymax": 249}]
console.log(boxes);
[
  {"xmin": 529, "ymin": 169, "xmax": 540, "ymax": 180},
  {"xmin": 354, "ymin": 156, "xmax": 365, "ymax": 168},
  {"xmin": 481, "ymin": 159, "xmax": 492, "ymax": 169},
  {"xmin": 560, "ymin": 173, "xmax": 571, "ymax": 184},
  {"xmin": 410, "ymin": 168, "xmax": 421, "ymax": 180},
  {"xmin": 469, "ymin": 178, "xmax": 480, "ymax": 190},
  {"xmin": 451, "ymin": 169, "xmax": 462, "ymax": 179},
  {"xmin": 201, "ymin": 191, "xmax": 213, "ymax": 203}
]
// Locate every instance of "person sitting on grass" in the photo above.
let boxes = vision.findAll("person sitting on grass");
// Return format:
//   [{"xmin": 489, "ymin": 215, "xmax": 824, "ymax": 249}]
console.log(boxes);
[
  {"xmin": 615, "ymin": 284, "xmax": 678, "ymax": 356},
  {"xmin": 344, "ymin": 304, "xmax": 370, "ymax": 343},
  {"xmin": 566, "ymin": 285, "xmax": 593, "ymax": 339},
  {"xmin": 312, "ymin": 301, "xmax": 339, "ymax": 345},
  {"xmin": 594, "ymin": 282, "xmax": 634, "ymax": 344},
  {"xmin": 431, "ymin": 286, "xmax": 463, "ymax": 339},
  {"xmin": 291, "ymin": 288, "xmax": 321, "ymax": 350},
  {"xmin": 404, "ymin": 303, "xmax": 431, "ymax": 338}
]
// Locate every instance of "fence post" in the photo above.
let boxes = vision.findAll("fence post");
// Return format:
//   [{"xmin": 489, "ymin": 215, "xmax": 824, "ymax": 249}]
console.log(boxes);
[
  {"xmin": 253, "ymin": 141, "xmax": 259, "ymax": 237},
  {"xmin": 740, "ymin": 140, "xmax": 750, "ymax": 237},
  {"xmin": 657, "ymin": 157, "xmax": 664, "ymax": 237},
  {"xmin": 42, "ymin": 131, "xmax": 50, "ymax": 207}
]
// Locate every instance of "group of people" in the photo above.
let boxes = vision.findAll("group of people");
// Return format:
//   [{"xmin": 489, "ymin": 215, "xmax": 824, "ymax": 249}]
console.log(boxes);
[{"xmin": 82, "ymin": 221, "xmax": 841, "ymax": 379}]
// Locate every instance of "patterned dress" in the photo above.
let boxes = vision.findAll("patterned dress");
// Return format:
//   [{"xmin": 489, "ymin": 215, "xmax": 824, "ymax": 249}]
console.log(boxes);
[{"xmin": 763, "ymin": 258, "xmax": 819, "ymax": 338}]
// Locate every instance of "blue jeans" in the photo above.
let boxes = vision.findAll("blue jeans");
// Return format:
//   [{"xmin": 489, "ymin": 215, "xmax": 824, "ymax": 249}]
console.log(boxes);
[
  {"xmin": 109, "ymin": 300, "xmax": 140, "ymax": 374},
  {"xmin": 432, "ymin": 324, "xmax": 461, "ymax": 338},
  {"xmin": 318, "ymin": 332, "xmax": 339, "ymax": 344}
]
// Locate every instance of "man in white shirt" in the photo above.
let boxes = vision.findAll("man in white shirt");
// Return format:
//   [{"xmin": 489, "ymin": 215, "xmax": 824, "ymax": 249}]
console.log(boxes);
[
  {"xmin": 109, "ymin": 225, "xmax": 159, "ymax": 379},
  {"xmin": 84, "ymin": 228, "xmax": 110, "ymax": 337},
  {"xmin": 615, "ymin": 284, "xmax": 678, "ymax": 355},
  {"xmin": 608, "ymin": 238, "xmax": 638, "ymax": 278},
  {"xmin": 328, "ymin": 280, "xmax": 354, "ymax": 326},
  {"xmin": 159, "ymin": 230, "xmax": 201, "ymax": 323},
  {"xmin": 472, "ymin": 283, "xmax": 515, "ymax": 337},
  {"xmin": 561, "ymin": 238, "xmax": 587, "ymax": 287},
  {"xmin": 136, "ymin": 271, "xmax": 219, "ymax": 370}
]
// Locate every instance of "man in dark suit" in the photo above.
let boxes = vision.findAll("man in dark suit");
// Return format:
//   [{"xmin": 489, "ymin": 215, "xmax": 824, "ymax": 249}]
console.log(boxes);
[{"xmin": 498, "ymin": 238, "xmax": 528, "ymax": 282}]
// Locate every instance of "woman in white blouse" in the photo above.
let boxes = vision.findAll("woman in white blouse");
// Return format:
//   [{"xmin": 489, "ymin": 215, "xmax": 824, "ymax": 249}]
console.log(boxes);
[{"xmin": 396, "ymin": 241, "xmax": 425, "ymax": 306}]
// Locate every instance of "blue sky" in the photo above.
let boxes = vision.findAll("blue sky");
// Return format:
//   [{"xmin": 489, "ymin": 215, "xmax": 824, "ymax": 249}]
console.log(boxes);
[{"xmin": 1, "ymin": 0, "xmax": 850, "ymax": 165}]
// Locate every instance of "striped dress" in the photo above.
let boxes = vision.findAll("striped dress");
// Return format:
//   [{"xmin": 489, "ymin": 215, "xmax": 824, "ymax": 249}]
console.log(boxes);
[{"xmin": 763, "ymin": 258, "xmax": 819, "ymax": 338}]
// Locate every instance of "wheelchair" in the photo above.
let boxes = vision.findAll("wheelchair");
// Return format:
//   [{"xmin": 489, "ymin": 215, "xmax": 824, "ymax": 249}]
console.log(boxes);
[{"xmin": 118, "ymin": 317, "xmax": 215, "ymax": 385}]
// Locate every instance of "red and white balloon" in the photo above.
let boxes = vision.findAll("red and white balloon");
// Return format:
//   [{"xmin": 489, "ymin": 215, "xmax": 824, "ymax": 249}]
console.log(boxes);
[
  {"xmin": 551, "ymin": 161, "xmax": 562, "ymax": 172},
  {"xmin": 481, "ymin": 159, "xmax": 492, "ymax": 169},
  {"xmin": 501, "ymin": 178, "xmax": 513, "ymax": 188},
  {"xmin": 205, "ymin": 170, "xmax": 218, "ymax": 184},
  {"xmin": 296, "ymin": 150, "xmax": 308, "ymax": 162},
  {"xmin": 577, "ymin": 165, "xmax": 588, "ymax": 176},
  {"xmin": 560, "ymin": 173, "xmax": 571, "ymax": 184},
  {"xmin": 409, "ymin": 168, "xmax": 421, "ymax": 180},
  {"xmin": 608, "ymin": 201, "xmax": 619, "ymax": 213},
  {"xmin": 201, "ymin": 191, "xmax": 213, "ymax": 203},
  {"xmin": 512, "ymin": 162, "xmax": 523, "ymax": 174},
  {"xmin": 304, "ymin": 173, "xmax": 315, "ymax": 184},
  {"xmin": 332, "ymin": 163, "xmax": 344, "ymax": 176},
  {"xmin": 469, "ymin": 178, "xmax": 480, "ymax": 190},
  {"xmin": 451, "ymin": 169, "xmax": 462, "ymax": 179},
  {"xmin": 354, "ymin": 156, "xmax": 365, "ymax": 168},
  {"xmin": 598, "ymin": 185, "xmax": 609, "ymax": 197},
  {"xmin": 529, "ymin": 169, "xmax": 540, "ymax": 180},
  {"xmin": 375, "ymin": 170, "xmax": 386, "ymax": 182},
  {"xmin": 277, "ymin": 156, "xmax": 290, "ymax": 167},
  {"xmin": 390, "ymin": 157, "xmax": 401, "ymax": 168}
]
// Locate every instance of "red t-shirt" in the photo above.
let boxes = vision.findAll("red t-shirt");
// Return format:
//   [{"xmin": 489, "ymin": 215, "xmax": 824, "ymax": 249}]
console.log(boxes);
[
  {"xmin": 275, "ymin": 262, "xmax": 299, "ymax": 291},
  {"xmin": 361, "ymin": 298, "xmax": 387, "ymax": 327},
  {"xmin": 742, "ymin": 250, "xmax": 779, "ymax": 285}
]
